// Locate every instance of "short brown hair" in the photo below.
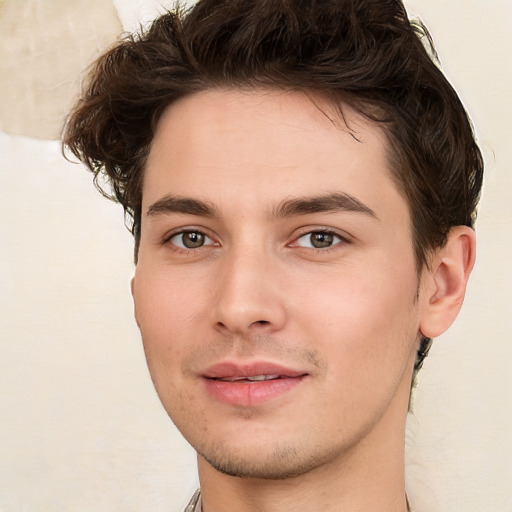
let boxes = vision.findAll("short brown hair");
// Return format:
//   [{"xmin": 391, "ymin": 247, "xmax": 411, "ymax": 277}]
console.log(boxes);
[{"xmin": 63, "ymin": 0, "xmax": 483, "ymax": 379}]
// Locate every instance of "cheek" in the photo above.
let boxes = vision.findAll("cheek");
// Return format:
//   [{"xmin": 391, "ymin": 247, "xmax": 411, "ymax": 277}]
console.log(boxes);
[
  {"xmin": 132, "ymin": 268, "xmax": 208, "ymax": 417},
  {"xmin": 292, "ymin": 259, "xmax": 419, "ymax": 376},
  {"xmin": 133, "ymin": 268, "xmax": 207, "ymax": 365},
  {"xmin": 135, "ymin": 264, "xmax": 207, "ymax": 324},
  {"xmin": 293, "ymin": 267, "xmax": 419, "ymax": 428},
  {"xmin": 296, "ymin": 256, "xmax": 417, "ymax": 324}
]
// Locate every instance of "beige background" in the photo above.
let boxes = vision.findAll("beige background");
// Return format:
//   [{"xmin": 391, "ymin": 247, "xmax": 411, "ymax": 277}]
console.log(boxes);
[{"xmin": 0, "ymin": 0, "xmax": 511, "ymax": 511}]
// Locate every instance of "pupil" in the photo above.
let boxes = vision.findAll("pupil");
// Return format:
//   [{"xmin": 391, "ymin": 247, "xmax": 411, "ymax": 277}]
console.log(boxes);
[
  {"xmin": 311, "ymin": 232, "xmax": 333, "ymax": 248},
  {"xmin": 183, "ymin": 232, "xmax": 204, "ymax": 248}
]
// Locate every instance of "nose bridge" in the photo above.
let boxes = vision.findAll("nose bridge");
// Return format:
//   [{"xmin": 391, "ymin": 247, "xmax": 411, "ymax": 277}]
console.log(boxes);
[{"xmin": 213, "ymin": 240, "xmax": 286, "ymax": 335}]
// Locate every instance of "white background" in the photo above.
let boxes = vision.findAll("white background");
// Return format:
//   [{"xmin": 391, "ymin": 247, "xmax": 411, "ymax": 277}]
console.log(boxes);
[{"xmin": 0, "ymin": 1, "xmax": 511, "ymax": 511}]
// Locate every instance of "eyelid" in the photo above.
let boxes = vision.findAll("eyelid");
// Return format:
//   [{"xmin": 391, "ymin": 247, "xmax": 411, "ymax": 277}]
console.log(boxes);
[
  {"xmin": 288, "ymin": 227, "xmax": 352, "ymax": 249},
  {"xmin": 171, "ymin": 231, "xmax": 215, "ymax": 248},
  {"xmin": 162, "ymin": 226, "xmax": 219, "ymax": 249}
]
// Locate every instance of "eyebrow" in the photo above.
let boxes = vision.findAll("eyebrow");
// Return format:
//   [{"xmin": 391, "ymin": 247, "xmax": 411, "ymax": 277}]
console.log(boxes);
[
  {"xmin": 146, "ymin": 192, "xmax": 377, "ymax": 220},
  {"xmin": 147, "ymin": 196, "xmax": 218, "ymax": 217},
  {"xmin": 273, "ymin": 193, "xmax": 378, "ymax": 219}
]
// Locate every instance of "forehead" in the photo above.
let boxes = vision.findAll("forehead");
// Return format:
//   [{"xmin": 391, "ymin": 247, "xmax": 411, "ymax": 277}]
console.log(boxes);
[{"xmin": 143, "ymin": 88, "xmax": 403, "ymax": 220}]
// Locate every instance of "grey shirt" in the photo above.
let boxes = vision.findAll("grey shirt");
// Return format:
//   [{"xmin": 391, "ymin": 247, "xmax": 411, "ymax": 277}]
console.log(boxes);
[
  {"xmin": 183, "ymin": 488, "xmax": 412, "ymax": 511},
  {"xmin": 183, "ymin": 489, "xmax": 201, "ymax": 512}
]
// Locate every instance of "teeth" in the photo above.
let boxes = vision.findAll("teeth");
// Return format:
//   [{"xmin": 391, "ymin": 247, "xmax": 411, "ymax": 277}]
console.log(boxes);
[
  {"xmin": 216, "ymin": 375, "xmax": 280, "ymax": 382},
  {"xmin": 247, "ymin": 375, "xmax": 280, "ymax": 381}
]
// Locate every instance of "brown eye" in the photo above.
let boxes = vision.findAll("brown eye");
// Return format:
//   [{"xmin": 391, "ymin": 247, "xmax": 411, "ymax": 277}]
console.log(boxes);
[
  {"xmin": 295, "ymin": 231, "xmax": 343, "ymax": 249},
  {"xmin": 170, "ymin": 231, "xmax": 213, "ymax": 249},
  {"xmin": 310, "ymin": 232, "xmax": 334, "ymax": 248}
]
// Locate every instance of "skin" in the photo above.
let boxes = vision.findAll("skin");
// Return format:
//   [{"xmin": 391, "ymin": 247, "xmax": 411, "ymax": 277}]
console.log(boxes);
[{"xmin": 131, "ymin": 88, "xmax": 475, "ymax": 512}]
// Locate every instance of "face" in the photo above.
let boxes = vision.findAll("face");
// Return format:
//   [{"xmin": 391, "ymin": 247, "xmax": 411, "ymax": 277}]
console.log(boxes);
[{"xmin": 132, "ymin": 89, "xmax": 426, "ymax": 479}]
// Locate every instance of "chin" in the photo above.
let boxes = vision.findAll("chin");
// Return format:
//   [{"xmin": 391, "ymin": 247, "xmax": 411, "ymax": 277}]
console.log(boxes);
[{"xmin": 198, "ymin": 440, "xmax": 334, "ymax": 480}]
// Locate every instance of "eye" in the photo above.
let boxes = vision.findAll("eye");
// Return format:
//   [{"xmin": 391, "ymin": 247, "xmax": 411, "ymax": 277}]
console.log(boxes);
[
  {"xmin": 295, "ymin": 231, "xmax": 344, "ymax": 249},
  {"xmin": 169, "ymin": 230, "xmax": 215, "ymax": 249}
]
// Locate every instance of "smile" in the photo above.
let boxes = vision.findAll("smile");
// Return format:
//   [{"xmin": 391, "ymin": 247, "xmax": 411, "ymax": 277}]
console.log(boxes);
[
  {"xmin": 212, "ymin": 375, "xmax": 282, "ymax": 382},
  {"xmin": 203, "ymin": 361, "xmax": 307, "ymax": 407}
]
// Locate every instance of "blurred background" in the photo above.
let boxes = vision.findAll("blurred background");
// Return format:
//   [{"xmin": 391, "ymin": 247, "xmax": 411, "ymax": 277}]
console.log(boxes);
[{"xmin": 0, "ymin": 0, "xmax": 511, "ymax": 510}]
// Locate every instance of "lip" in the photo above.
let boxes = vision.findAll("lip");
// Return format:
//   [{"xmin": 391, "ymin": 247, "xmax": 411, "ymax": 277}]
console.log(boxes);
[{"xmin": 202, "ymin": 361, "xmax": 308, "ymax": 407}]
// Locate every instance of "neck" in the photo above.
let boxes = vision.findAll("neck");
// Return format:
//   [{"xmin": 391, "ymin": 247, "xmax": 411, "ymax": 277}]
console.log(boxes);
[{"xmin": 197, "ymin": 392, "xmax": 410, "ymax": 512}]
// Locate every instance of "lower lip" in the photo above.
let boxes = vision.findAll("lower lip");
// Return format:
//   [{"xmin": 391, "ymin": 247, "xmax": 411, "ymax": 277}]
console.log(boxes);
[{"xmin": 203, "ymin": 376, "xmax": 306, "ymax": 407}]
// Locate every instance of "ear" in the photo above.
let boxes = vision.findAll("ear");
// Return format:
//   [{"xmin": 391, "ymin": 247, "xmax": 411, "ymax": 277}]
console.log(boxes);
[
  {"xmin": 419, "ymin": 226, "xmax": 476, "ymax": 338},
  {"xmin": 130, "ymin": 276, "xmax": 140, "ymax": 328}
]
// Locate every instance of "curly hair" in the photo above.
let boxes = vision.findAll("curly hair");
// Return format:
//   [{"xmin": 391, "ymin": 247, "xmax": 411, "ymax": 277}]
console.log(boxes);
[{"xmin": 63, "ymin": 0, "xmax": 483, "ymax": 383}]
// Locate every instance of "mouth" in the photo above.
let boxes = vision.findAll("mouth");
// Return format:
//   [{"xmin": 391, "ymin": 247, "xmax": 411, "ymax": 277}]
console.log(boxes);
[
  {"xmin": 204, "ymin": 361, "xmax": 306, "ymax": 379},
  {"xmin": 211, "ymin": 374, "xmax": 286, "ymax": 383},
  {"xmin": 202, "ymin": 361, "xmax": 308, "ymax": 406}
]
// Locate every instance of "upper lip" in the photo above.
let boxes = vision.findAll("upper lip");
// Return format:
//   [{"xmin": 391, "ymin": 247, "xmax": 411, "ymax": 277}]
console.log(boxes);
[{"xmin": 203, "ymin": 361, "xmax": 307, "ymax": 379}]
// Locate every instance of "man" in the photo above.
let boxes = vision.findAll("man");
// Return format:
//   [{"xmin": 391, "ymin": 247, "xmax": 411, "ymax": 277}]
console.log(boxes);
[{"xmin": 63, "ymin": 0, "xmax": 483, "ymax": 510}]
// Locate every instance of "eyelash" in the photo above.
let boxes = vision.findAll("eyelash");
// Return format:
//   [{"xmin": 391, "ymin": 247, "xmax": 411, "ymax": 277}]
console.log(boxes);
[
  {"xmin": 162, "ymin": 227, "xmax": 350, "ymax": 254},
  {"xmin": 163, "ymin": 229, "xmax": 217, "ymax": 253},
  {"xmin": 290, "ymin": 228, "xmax": 350, "ymax": 253}
]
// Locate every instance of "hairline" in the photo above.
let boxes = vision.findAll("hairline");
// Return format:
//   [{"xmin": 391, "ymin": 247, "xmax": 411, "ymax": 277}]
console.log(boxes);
[{"xmin": 133, "ymin": 84, "xmax": 431, "ymax": 273}]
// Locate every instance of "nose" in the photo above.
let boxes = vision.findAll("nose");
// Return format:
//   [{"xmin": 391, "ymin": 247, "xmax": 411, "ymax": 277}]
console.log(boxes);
[{"xmin": 212, "ymin": 246, "xmax": 287, "ymax": 336}]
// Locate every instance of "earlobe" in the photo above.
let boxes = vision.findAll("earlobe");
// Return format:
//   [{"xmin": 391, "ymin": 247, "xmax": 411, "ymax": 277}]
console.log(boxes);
[{"xmin": 419, "ymin": 226, "xmax": 476, "ymax": 339}]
